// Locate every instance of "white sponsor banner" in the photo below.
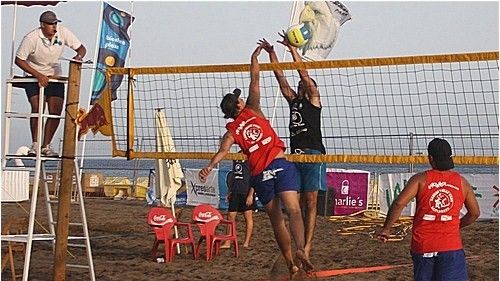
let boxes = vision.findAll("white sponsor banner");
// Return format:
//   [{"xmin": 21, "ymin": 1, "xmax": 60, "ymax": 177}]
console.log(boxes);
[
  {"xmin": 184, "ymin": 168, "xmax": 219, "ymax": 208},
  {"xmin": 379, "ymin": 173, "xmax": 499, "ymax": 219},
  {"xmin": 462, "ymin": 174, "xmax": 499, "ymax": 219},
  {"xmin": 378, "ymin": 173, "xmax": 416, "ymax": 216}
]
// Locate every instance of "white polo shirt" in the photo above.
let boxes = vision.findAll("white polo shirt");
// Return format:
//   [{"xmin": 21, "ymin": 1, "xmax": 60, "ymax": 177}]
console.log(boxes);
[{"xmin": 16, "ymin": 25, "xmax": 82, "ymax": 76}]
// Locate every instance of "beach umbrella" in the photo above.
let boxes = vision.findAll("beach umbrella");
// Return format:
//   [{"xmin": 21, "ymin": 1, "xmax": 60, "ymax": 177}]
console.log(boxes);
[
  {"xmin": 155, "ymin": 109, "xmax": 184, "ymax": 254},
  {"xmin": 154, "ymin": 109, "xmax": 184, "ymax": 208}
]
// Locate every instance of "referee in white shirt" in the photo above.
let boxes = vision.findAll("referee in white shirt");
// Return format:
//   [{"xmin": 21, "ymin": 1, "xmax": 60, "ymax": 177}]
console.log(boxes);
[{"xmin": 15, "ymin": 10, "xmax": 86, "ymax": 157}]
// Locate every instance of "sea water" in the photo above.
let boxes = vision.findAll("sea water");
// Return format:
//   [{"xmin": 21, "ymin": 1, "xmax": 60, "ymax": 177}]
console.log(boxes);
[
  {"xmin": 7, "ymin": 158, "xmax": 497, "ymax": 178},
  {"xmin": 77, "ymin": 158, "xmax": 497, "ymax": 178}
]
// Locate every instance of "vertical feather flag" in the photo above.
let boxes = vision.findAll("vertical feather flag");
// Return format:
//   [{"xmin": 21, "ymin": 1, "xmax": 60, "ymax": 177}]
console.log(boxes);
[
  {"xmin": 77, "ymin": 2, "xmax": 133, "ymax": 139},
  {"xmin": 290, "ymin": 1, "xmax": 351, "ymax": 60},
  {"xmin": 90, "ymin": 2, "xmax": 134, "ymax": 104}
]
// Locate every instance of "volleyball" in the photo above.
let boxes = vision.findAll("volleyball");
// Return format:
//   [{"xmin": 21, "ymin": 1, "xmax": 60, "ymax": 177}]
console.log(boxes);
[{"xmin": 286, "ymin": 23, "xmax": 312, "ymax": 47}]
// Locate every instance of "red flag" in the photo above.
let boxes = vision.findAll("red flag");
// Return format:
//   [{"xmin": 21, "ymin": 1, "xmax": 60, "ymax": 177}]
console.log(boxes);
[{"xmin": 76, "ymin": 88, "xmax": 112, "ymax": 140}]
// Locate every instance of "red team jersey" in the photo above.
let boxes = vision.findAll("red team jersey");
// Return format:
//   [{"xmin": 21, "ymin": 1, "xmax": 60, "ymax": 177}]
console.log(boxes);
[
  {"xmin": 226, "ymin": 108, "xmax": 285, "ymax": 176},
  {"xmin": 411, "ymin": 170, "xmax": 465, "ymax": 253}
]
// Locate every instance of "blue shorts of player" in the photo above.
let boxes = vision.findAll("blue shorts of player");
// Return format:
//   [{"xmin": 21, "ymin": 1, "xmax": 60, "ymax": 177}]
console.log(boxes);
[
  {"xmin": 250, "ymin": 158, "xmax": 299, "ymax": 206},
  {"xmin": 16, "ymin": 77, "xmax": 65, "ymax": 99},
  {"xmin": 228, "ymin": 192, "xmax": 256, "ymax": 213},
  {"xmin": 411, "ymin": 249, "xmax": 468, "ymax": 281},
  {"xmin": 294, "ymin": 149, "xmax": 326, "ymax": 192}
]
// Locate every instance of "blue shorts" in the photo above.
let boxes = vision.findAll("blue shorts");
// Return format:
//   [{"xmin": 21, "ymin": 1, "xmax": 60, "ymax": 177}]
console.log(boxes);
[
  {"xmin": 411, "ymin": 249, "xmax": 468, "ymax": 281},
  {"xmin": 250, "ymin": 158, "xmax": 299, "ymax": 206},
  {"xmin": 293, "ymin": 149, "xmax": 326, "ymax": 192},
  {"xmin": 14, "ymin": 78, "xmax": 65, "ymax": 99}
]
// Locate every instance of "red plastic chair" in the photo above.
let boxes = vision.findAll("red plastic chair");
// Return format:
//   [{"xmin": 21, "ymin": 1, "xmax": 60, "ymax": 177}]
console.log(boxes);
[
  {"xmin": 147, "ymin": 207, "xmax": 197, "ymax": 262},
  {"xmin": 191, "ymin": 204, "xmax": 238, "ymax": 261}
]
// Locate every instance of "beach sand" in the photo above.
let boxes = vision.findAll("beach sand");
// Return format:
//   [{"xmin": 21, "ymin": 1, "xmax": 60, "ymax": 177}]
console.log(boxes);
[{"xmin": 1, "ymin": 198, "xmax": 498, "ymax": 280}]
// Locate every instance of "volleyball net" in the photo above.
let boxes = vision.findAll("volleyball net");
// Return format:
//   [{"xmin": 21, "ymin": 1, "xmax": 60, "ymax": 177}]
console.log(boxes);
[{"xmin": 103, "ymin": 51, "xmax": 498, "ymax": 165}]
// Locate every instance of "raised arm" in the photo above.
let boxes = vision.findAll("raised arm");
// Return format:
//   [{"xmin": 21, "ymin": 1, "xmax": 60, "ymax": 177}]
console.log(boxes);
[
  {"xmin": 259, "ymin": 38, "xmax": 296, "ymax": 103},
  {"xmin": 278, "ymin": 31, "xmax": 320, "ymax": 107},
  {"xmin": 199, "ymin": 131, "xmax": 235, "ymax": 182},
  {"xmin": 246, "ymin": 44, "xmax": 265, "ymax": 117}
]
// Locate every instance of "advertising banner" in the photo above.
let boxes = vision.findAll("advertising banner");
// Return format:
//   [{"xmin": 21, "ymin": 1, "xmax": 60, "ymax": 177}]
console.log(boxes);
[
  {"xmin": 326, "ymin": 169, "xmax": 370, "ymax": 215},
  {"xmin": 378, "ymin": 173, "xmax": 415, "ymax": 216},
  {"xmin": 218, "ymin": 169, "xmax": 230, "ymax": 210},
  {"xmin": 184, "ymin": 168, "xmax": 220, "ymax": 208},
  {"xmin": 462, "ymin": 174, "xmax": 499, "ymax": 219}
]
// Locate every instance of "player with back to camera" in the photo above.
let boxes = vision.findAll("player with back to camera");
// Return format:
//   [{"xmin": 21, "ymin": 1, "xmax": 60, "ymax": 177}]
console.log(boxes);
[{"xmin": 376, "ymin": 138, "xmax": 480, "ymax": 281}]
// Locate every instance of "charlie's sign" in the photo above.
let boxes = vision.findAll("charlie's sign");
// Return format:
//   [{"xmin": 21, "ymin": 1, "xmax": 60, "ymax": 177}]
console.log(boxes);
[{"xmin": 326, "ymin": 169, "xmax": 370, "ymax": 215}]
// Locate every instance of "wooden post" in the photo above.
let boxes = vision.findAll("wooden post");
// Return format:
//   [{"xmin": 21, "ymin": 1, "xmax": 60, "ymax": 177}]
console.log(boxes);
[{"xmin": 53, "ymin": 61, "xmax": 81, "ymax": 281}]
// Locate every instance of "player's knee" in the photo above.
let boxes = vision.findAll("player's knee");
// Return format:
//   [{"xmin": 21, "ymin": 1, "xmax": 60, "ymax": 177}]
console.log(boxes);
[
  {"xmin": 285, "ymin": 206, "xmax": 301, "ymax": 217},
  {"xmin": 48, "ymin": 106, "xmax": 63, "ymax": 115},
  {"xmin": 306, "ymin": 198, "xmax": 317, "ymax": 209}
]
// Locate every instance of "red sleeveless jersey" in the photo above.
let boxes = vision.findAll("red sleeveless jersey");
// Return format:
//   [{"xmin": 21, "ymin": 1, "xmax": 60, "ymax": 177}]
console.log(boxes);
[
  {"xmin": 226, "ymin": 108, "xmax": 285, "ymax": 176},
  {"xmin": 411, "ymin": 170, "xmax": 464, "ymax": 253}
]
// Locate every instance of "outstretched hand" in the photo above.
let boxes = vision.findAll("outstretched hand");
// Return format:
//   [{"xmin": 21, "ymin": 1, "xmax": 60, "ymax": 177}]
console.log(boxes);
[
  {"xmin": 252, "ymin": 44, "xmax": 263, "ymax": 57},
  {"xmin": 258, "ymin": 38, "xmax": 274, "ymax": 53},
  {"xmin": 277, "ymin": 30, "xmax": 293, "ymax": 49}
]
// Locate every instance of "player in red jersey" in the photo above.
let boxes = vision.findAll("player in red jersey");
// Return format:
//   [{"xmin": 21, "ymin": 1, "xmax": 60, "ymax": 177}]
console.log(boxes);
[
  {"xmin": 377, "ymin": 138, "xmax": 480, "ymax": 281},
  {"xmin": 199, "ymin": 42, "xmax": 313, "ymax": 276}
]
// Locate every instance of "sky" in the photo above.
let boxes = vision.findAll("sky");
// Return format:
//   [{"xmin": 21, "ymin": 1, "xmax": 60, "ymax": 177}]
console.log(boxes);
[{"xmin": 1, "ymin": 1, "xmax": 499, "ymax": 154}]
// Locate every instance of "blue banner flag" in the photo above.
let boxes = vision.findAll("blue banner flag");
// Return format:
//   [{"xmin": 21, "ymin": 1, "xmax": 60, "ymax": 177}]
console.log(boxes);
[{"xmin": 91, "ymin": 2, "xmax": 134, "ymax": 104}]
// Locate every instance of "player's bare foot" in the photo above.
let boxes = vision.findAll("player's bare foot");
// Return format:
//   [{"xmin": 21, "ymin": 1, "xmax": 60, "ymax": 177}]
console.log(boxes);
[
  {"xmin": 295, "ymin": 250, "xmax": 314, "ymax": 273},
  {"xmin": 287, "ymin": 262, "xmax": 300, "ymax": 278}
]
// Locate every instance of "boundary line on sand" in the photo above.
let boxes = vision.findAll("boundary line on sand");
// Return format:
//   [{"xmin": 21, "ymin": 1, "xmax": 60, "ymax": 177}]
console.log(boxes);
[
  {"xmin": 265, "ymin": 255, "xmax": 481, "ymax": 280},
  {"xmin": 311, "ymin": 255, "xmax": 480, "ymax": 279},
  {"xmin": 312, "ymin": 263, "xmax": 412, "ymax": 278}
]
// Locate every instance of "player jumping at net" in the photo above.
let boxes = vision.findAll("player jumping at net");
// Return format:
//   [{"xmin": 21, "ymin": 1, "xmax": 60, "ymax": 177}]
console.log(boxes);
[
  {"xmin": 260, "ymin": 33, "xmax": 326, "ymax": 260},
  {"xmin": 199, "ymin": 41, "xmax": 314, "ymax": 277}
]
